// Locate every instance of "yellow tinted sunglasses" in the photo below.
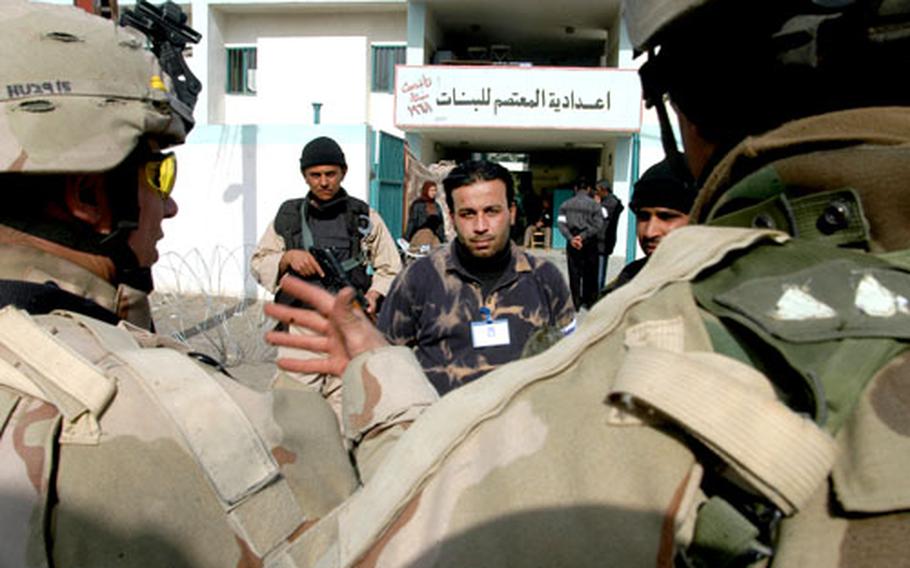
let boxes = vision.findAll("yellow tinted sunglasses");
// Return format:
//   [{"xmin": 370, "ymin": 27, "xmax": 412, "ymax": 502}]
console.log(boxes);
[{"xmin": 144, "ymin": 152, "xmax": 177, "ymax": 200}]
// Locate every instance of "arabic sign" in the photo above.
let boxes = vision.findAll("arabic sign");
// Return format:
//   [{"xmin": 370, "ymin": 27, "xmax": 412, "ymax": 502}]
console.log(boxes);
[{"xmin": 394, "ymin": 65, "xmax": 642, "ymax": 132}]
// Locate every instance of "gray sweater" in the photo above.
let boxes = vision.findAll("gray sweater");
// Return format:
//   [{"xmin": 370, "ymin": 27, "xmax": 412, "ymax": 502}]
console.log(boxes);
[{"xmin": 557, "ymin": 192, "xmax": 604, "ymax": 243}]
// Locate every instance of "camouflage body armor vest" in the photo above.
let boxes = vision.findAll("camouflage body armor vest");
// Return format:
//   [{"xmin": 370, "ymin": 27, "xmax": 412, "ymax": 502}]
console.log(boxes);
[{"xmin": 0, "ymin": 307, "xmax": 356, "ymax": 567}]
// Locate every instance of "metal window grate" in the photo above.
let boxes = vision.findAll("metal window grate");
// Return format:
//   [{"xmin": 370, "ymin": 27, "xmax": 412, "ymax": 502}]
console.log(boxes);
[
  {"xmin": 227, "ymin": 47, "xmax": 257, "ymax": 95},
  {"xmin": 371, "ymin": 45, "xmax": 405, "ymax": 93}
]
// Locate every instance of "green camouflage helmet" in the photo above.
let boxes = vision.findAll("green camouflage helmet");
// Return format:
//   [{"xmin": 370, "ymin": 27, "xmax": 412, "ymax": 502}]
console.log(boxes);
[{"xmin": 0, "ymin": 2, "xmax": 187, "ymax": 175}]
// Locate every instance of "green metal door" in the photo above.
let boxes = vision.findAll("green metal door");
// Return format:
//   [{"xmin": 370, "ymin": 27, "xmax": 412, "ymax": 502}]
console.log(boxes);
[
  {"xmin": 551, "ymin": 187, "xmax": 573, "ymax": 249},
  {"xmin": 373, "ymin": 131, "xmax": 405, "ymax": 240}
]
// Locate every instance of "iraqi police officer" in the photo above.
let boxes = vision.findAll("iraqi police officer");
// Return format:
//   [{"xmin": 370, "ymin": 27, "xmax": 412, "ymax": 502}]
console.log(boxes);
[
  {"xmin": 266, "ymin": 0, "xmax": 910, "ymax": 566},
  {"xmin": 0, "ymin": 4, "xmax": 357, "ymax": 566}
]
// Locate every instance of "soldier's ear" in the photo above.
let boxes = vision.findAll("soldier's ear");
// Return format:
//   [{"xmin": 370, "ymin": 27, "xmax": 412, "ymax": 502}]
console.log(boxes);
[{"xmin": 63, "ymin": 174, "xmax": 113, "ymax": 231}]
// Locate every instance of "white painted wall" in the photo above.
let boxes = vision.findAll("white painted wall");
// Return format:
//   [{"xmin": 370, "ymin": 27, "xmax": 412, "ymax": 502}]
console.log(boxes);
[{"xmin": 216, "ymin": 11, "xmax": 405, "ymax": 126}]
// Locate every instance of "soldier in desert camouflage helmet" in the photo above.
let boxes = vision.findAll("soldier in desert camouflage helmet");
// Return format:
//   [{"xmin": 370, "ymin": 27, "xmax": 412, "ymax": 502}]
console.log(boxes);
[
  {"xmin": 0, "ymin": 3, "xmax": 357, "ymax": 566},
  {"xmin": 264, "ymin": 0, "xmax": 910, "ymax": 566}
]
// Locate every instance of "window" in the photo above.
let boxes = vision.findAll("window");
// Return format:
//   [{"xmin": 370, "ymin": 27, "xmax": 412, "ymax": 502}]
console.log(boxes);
[
  {"xmin": 371, "ymin": 45, "xmax": 405, "ymax": 93},
  {"xmin": 226, "ymin": 47, "xmax": 257, "ymax": 95}
]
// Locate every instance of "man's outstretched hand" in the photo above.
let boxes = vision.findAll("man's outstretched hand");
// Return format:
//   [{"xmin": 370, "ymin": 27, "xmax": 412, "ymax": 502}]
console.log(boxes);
[{"xmin": 264, "ymin": 276, "xmax": 389, "ymax": 377}]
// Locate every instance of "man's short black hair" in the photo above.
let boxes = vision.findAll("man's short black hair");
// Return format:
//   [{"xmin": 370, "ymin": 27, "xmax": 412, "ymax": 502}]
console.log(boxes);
[{"xmin": 443, "ymin": 160, "xmax": 514, "ymax": 211}]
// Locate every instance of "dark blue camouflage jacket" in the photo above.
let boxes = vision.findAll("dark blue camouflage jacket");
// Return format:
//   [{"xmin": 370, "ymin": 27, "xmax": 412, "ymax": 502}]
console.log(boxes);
[{"xmin": 377, "ymin": 242, "xmax": 575, "ymax": 394}]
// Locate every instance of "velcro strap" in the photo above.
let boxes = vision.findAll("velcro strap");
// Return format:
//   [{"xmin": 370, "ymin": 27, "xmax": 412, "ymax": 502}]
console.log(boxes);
[
  {"xmin": 227, "ymin": 477, "xmax": 306, "ymax": 558},
  {"xmin": 59, "ymin": 310, "xmax": 307, "ymax": 561},
  {"xmin": 0, "ymin": 306, "xmax": 114, "ymax": 444},
  {"xmin": 118, "ymin": 348, "xmax": 279, "ymax": 505},
  {"xmin": 688, "ymin": 496, "xmax": 763, "ymax": 567},
  {"xmin": 610, "ymin": 347, "xmax": 836, "ymax": 514}
]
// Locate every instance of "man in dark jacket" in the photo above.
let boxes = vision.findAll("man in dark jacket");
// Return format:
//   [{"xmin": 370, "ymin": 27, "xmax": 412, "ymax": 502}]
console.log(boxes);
[
  {"xmin": 604, "ymin": 159, "xmax": 695, "ymax": 294},
  {"xmin": 594, "ymin": 179, "xmax": 624, "ymax": 290},
  {"xmin": 378, "ymin": 160, "xmax": 575, "ymax": 394}
]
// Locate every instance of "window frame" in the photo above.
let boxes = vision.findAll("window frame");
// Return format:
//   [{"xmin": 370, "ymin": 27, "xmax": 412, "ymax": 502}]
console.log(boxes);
[
  {"xmin": 226, "ymin": 45, "xmax": 258, "ymax": 96},
  {"xmin": 371, "ymin": 43, "xmax": 406, "ymax": 94}
]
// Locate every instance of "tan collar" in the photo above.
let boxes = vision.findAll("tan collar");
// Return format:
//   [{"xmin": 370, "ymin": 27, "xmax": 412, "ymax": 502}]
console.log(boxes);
[
  {"xmin": 692, "ymin": 107, "xmax": 910, "ymax": 222},
  {"xmin": 0, "ymin": 226, "xmax": 152, "ymax": 329}
]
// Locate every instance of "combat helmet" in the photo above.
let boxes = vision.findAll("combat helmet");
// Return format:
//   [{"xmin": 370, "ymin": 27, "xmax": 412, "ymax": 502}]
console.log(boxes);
[
  {"xmin": 622, "ymin": 0, "xmax": 910, "ymax": 181},
  {"xmin": 0, "ymin": 1, "xmax": 201, "ymax": 294},
  {"xmin": 0, "ymin": 1, "xmax": 191, "ymax": 174}
]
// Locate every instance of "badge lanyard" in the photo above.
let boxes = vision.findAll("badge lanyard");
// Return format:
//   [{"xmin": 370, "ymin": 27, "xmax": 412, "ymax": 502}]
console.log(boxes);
[{"xmin": 471, "ymin": 306, "xmax": 511, "ymax": 348}]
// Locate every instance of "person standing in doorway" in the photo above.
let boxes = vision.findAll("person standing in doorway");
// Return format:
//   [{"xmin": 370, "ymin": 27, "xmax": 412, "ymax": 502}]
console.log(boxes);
[
  {"xmin": 594, "ymin": 179, "xmax": 624, "ymax": 290},
  {"xmin": 557, "ymin": 178, "xmax": 603, "ymax": 310}
]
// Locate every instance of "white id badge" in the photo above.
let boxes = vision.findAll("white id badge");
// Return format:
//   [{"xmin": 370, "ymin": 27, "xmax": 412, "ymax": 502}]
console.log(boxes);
[{"xmin": 471, "ymin": 319, "xmax": 511, "ymax": 348}]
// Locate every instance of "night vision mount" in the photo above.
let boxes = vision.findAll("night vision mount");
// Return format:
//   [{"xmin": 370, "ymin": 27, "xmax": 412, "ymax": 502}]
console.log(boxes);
[{"xmin": 120, "ymin": 1, "xmax": 202, "ymax": 131}]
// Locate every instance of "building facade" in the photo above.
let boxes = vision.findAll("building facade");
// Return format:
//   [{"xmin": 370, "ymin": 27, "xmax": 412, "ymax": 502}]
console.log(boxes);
[{"xmin": 45, "ymin": 0, "xmax": 671, "ymax": 297}]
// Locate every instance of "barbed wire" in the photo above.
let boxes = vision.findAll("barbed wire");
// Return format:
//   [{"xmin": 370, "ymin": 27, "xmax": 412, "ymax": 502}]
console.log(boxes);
[{"xmin": 150, "ymin": 245, "xmax": 276, "ymax": 367}]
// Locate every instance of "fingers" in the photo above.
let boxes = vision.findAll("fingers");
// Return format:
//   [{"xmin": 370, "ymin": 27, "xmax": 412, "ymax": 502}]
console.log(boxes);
[
  {"xmin": 265, "ymin": 329, "xmax": 330, "ymax": 353},
  {"xmin": 333, "ymin": 287, "xmax": 369, "ymax": 326},
  {"xmin": 306, "ymin": 252, "xmax": 326, "ymax": 278},
  {"xmin": 276, "ymin": 275, "xmax": 335, "ymax": 315},
  {"xmin": 287, "ymin": 250, "xmax": 325, "ymax": 278},
  {"xmin": 264, "ymin": 301, "xmax": 330, "ymax": 334},
  {"xmin": 363, "ymin": 290, "xmax": 381, "ymax": 316},
  {"xmin": 332, "ymin": 287, "xmax": 390, "ymax": 358}
]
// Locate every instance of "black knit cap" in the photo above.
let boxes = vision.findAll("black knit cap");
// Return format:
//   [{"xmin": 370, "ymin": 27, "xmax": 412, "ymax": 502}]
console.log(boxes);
[
  {"xmin": 630, "ymin": 159, "xmax": 697, "ymax": 215},
  {"xmin": 299, "ymin": 136, "xmax": 347, "ymax": 171}
]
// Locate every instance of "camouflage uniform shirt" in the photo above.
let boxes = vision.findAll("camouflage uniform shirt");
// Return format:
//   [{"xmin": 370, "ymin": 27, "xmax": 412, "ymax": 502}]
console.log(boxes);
[{"xmin": 378, "ymin": 241, "xmax": 575, "ymax": 394}]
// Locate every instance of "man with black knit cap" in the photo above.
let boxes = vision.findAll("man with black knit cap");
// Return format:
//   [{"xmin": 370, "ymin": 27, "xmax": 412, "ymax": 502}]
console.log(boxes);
[
  {"xmin": 603, "ymin": 158, "xmax": 695, "ymax": 294},
  {"xmin": 251, "ymin": 136, "xmax": 400, "ymax": 314},
  {"xmin": 251, "ymin": 136, "xmax": 400, "ymax": 418}
]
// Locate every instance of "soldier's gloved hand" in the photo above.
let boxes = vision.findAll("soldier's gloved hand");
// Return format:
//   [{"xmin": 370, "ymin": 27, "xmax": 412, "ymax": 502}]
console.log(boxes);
[
  {"xmin": 281, "ymin": 249, "xmax": 325, "ymax": 278},
  {"xmin": 265, "ymin": 275, "xmax": 388, "ymax": 376}
]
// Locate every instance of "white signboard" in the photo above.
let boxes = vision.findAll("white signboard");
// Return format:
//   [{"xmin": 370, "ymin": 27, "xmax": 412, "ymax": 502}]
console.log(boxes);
[{"xmin": 395, "ymin": 65, "xmax": 642, "ymax": 132}]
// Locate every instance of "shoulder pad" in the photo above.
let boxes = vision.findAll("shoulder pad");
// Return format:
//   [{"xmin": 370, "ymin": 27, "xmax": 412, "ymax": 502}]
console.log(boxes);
[{"xmin": 713, "ymin": 259, "xmax": 910, "ymax": 343}]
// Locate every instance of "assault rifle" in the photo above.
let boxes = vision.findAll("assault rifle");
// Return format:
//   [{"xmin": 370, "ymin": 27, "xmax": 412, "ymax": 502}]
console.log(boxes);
[
  {"xmin": 120, "ymin": 1, "xmax": 202, "ymax": 130},
  {"xmin": 309, "ymin": 248, "xmax": 371, "ymax": 314}
]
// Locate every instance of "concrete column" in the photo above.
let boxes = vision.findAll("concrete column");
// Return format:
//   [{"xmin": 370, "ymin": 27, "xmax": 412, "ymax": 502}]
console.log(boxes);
[
  {"xmin": 406, "ymin": 2, "xmax": 427, "ymax": 65},
  {"xmin": 613, "ymin": 134, "xmax": 638, "ymax": 264},
  {"xmin": 618, "ymin": 16, "xmax": 635, "ymax": 69}
]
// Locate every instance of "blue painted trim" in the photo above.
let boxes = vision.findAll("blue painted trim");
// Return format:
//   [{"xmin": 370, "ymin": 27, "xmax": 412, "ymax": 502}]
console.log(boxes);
[{"xmin": 625, "ymin": 132, "xmax": 641, "ymax": 264}]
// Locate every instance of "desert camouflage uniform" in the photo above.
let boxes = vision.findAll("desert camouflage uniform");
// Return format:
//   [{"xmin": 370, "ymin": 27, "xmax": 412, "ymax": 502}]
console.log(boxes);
[
  {"xmin": 0, "ymin": 5, "xmax": 358, "ymax": 566},
  {"xmin": 378, "ymin": 241, "xmax": 575, "ymax": 394},
  {"xmin": 0, "ymin": 228, "xmax": 155, "ymax": 330},
  {"xmin": 0, "ymin": 249, "xmax": 359, "ymax": 567},
  {"xmin": 250, "ymin": 197, "xmax": 400, "ymax": 422},
  {"xmin": 250, "ymin": 206, "xmax": 400, "ymax": 299},
  {"xmin": 288, "ymin": 107, "xmax": 910, "ymax": 567}
]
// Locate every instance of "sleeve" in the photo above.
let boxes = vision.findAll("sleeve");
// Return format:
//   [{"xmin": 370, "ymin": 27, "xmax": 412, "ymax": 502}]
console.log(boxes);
[
  {"xmin": 538, "ymin": 261, "xmax": 577, "ymax": 333},
  {"xmin": 250, "ymin": 222, "xmax": 287, "ymax": 293},
  {"xmin": 579, "ymin": 200, "xmax": 605, "ymax": 241},
  {"xmin": 404, "ymin": 202, "xmax": 419, "ymax": 241},
  {"xmin": 556, "ymin": 201, "xmax": 572, "ymax": 240},
  {"xmin": 363, "ymin": 210, "xmax": 403, "ymax": 297},
  {"xmin": 342, "ymin": 346, "xmax": 439, "ymax": 479},
  {"xmin": 376, "ymin": 266, "xmax": 420, "ymax": 347}
]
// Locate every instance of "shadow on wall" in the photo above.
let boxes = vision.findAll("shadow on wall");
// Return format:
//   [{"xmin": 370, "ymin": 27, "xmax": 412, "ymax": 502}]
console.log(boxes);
[{"xmin": 221, "ymin": 124, "xmax": 259, "ymax": 299}]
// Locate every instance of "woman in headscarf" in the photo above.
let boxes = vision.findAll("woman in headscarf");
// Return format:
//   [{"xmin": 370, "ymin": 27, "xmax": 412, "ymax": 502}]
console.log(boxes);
[{"xmin": 404, "ymin": 180, "xmax": 446, "ymax": 246}]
